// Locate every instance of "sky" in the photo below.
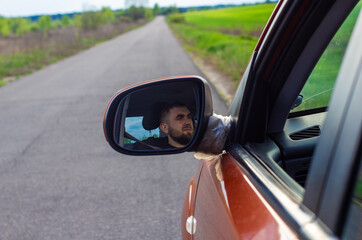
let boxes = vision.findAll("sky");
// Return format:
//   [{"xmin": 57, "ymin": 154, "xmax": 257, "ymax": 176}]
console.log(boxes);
[{"xmin": 0, "ymin": 0, "xmax": 264, "ymax": 17}]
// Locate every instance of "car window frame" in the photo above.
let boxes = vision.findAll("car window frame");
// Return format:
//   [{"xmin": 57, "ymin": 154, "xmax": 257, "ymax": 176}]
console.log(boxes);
[
  {"xmin": 227, "ymin": 0, "xmax": 361, "ymax": 237},
  {"xmin": 266, "ymin": 0, "xmax": 358, "ymax": 134},
  {"xmin": 303, "ymin": 8, "xmax": 362, "ymax": 235},
  {"xmin": 228, "ymin": 0, "xmax": 358, "ymax": 144}
]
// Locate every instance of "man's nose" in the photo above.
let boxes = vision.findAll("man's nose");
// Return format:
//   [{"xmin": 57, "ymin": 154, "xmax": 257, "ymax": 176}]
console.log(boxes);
[{"xmin": 185, "ymin": 117, "xmax": 192, "ymax": 124}]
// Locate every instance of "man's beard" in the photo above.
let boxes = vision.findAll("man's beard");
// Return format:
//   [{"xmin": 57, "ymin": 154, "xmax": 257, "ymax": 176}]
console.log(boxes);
[{"xmin": 168, "ymin": 126, "xmax": 193, "ymax": 146}]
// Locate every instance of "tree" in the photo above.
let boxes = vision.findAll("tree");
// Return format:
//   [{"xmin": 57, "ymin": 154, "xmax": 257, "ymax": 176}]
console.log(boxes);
[
  {"xmin": 153, "ymin": 3, "xmax": 160, "ymax": 16},
  {"xmin": 97, "ymin": 7, "xmax": 115, "ymax": 24},
  {"xmin": 13, "ymin": 18, "xmax": 30, "ymax": 36},
  {"xmin": 125, "ymin": 0, "xmax": 149, "ymax": 9},
  {"xmin": 163, "ymin": 5, "xmax": 179, "ymax": 15},
  {"xmin": 0, "ymin": 17, "xmax": 11, "ymax": 36},
  {"xmin": 80, "ymin": 11, "xmax": 99, "ymax": 30},
  {"xmin": 29, "ymin": 21, "xmax": 40, "ymax": 32},
  {"xmin": 115, "ymin": 9, "xmax": 125, "ymax": 18},
  {"xmin": 61, "ymin": 15, "xmax": 71, "ymax": 26},
  {"xmin": 51, "ymin": 19, "xmax": 62, "ymax": 28},
  {"xmin": 125, "ymin": 6, "xmax": 145, "ymax": 21},
  {"xmin": 144, "ymin": 9, "xmax": 153, "ymax": 20},
  {"xmin": 38, "ymin": 15, "xmax": 52, "ymax": 31},
  {"xmin": 73, "ymin": 14, "xmax": 82, "ymax": 27}
]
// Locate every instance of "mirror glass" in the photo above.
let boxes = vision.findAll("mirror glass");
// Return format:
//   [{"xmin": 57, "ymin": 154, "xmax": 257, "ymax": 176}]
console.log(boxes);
[{"xmin": 113, "ymin": 81, "xmax": 200, "ymax": 151}]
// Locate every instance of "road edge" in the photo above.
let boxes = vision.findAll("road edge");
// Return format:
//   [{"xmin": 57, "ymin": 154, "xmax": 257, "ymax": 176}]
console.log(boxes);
[{"xmin": 187, "ymin": 53, "xmax": 235, "ymax": 106}]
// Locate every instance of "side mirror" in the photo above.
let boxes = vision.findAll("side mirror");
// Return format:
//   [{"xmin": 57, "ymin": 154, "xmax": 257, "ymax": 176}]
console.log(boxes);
[{"xmin": 103, "ymin": 76, "xmax": 213, "ymax": 155}]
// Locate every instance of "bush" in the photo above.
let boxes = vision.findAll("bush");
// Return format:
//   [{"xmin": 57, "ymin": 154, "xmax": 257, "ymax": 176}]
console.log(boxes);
[
  {"xmin": 144, "ymin": 9, "xmax": 154, "ymax": 21},
  {"xmin": 61, "ymin": 15, "xmax": 71, "ymax": 26},
  {"xmin": 38, "ymin": 15, "xmax": 52, "ymax": 31},
  {"xmin": 0, "ymin": 18, "xmax": 11, "ymax": 36},
  {"xmin": 117, "ymin": 16, "xmax": 133, "ymax": 23},
  {"xmin": 125, "ymin": 6, "xmax": 146, "ymax": 21},
  {"xmin": 168, "ymin": 14, "xmax": 185, "ymax": 24},
  {"xmin": 98, "ymin": 7, "xmax": 115, "ymax": 25},
  {"xmin": 80, "ymin": 11, "xmax": 99, "ymax": 30}
]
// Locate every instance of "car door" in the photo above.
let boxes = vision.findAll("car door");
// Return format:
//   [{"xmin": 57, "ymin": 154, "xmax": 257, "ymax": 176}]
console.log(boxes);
[{"xmin": 191, "ymin": 0, "xmax": 361, "ymax": 239}]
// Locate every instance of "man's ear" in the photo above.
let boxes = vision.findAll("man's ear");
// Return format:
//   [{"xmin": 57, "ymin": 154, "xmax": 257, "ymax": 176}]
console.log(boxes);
[{"xmin": 160, "ymin": 123, "xmax": 168, "ymax": 134}]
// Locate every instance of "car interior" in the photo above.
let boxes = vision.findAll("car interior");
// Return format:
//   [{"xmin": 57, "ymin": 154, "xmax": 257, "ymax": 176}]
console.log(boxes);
[{"xmin": 113, "ymin": 81, "xmax": 199, "ymax": 150}]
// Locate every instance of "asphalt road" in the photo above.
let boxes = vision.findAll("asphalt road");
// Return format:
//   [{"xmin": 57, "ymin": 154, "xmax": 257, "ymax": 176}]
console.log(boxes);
[{"xmin": 0, "ymin": 16, "xmax": 228, "ymax": 239}]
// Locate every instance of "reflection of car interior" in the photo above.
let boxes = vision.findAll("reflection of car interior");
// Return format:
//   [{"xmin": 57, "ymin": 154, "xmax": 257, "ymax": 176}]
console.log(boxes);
[
  {"xmin": 115, "ymin": 81, "xmax": 199, "ymax": 150},
  {"xmin": 130, "ymin": 102, "xmax": 170, "ymax": 150}
]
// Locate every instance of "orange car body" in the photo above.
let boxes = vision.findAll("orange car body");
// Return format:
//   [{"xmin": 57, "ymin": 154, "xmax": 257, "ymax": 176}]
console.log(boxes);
[{"xmin": 181, "ymin": 154, "xmax": 298, "ymax": 239}]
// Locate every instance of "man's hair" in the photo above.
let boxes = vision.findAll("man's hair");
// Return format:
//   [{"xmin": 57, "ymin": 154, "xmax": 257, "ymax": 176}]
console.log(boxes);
[{"xmin": 159, "ymin": 102, "xmax": 188, "ymax": 123}]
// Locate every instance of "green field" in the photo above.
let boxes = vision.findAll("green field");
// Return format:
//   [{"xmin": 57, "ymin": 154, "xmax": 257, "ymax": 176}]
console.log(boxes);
[
  {"xmin": 168, "ymin": 4, "xmax": 276, "ymax": 88},
  {"xmin": 184, "ymin": 4, "xmax": 275, "ymax": 35},
  {"xmin": 169, "ymin": 3, "xmax": 361, "ymax": 111}
]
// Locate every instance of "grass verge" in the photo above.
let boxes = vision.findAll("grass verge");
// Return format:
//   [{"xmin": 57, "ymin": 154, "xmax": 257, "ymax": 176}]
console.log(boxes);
[
  {"xmin": 167, "ymin": 4, "xmax": 275, "ymax": 90},
  {"xmin": 0, "ymin": 21, "xmax": 147, "ymax": 87}
]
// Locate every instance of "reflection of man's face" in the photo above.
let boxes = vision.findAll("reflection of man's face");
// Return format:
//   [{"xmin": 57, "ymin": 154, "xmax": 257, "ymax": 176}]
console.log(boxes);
[{"xmin": 160, "ymin": 106, "xmax": 194, "ymax": 147}]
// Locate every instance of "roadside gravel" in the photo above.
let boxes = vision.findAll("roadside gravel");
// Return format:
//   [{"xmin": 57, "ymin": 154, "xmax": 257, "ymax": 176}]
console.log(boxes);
[{"xmin": 188, "ymin": 53, "xmax": 236, "ymax": 106}]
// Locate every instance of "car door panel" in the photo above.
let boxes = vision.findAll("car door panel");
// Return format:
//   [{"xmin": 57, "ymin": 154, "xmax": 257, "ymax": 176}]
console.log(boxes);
[
  {"xmin": 193, "ymin": 153, "xmax": 297, "ymax": 239},
  {"xmin": 193, "ymin": 157, "xmax": 239, "ymax": 240},
  {"xmin": 181, "ymin": 161, "xmax": 204, "ymax": 240},
  {"xmin": 271, "ymin": 112, "xmax": 327, "ymax": 186},
  {"xmin": 247, "ymin": 139, "xmax": 305, "ymax": 195}
]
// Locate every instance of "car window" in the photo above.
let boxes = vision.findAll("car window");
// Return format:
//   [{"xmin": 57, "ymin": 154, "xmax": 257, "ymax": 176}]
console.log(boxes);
[
  {"xmin": 124, "ymin": 116, "xmax": 160, "ymax": 144},
  {"xmin": 291, "ymin": 3, "xmax": 361, "ymax": 112}
]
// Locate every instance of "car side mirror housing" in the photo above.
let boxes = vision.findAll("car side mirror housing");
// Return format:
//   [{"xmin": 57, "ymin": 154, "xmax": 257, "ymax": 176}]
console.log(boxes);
[{"xmin": 103, "ymin": 76, "xmax": 213, "ymax": 155}]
